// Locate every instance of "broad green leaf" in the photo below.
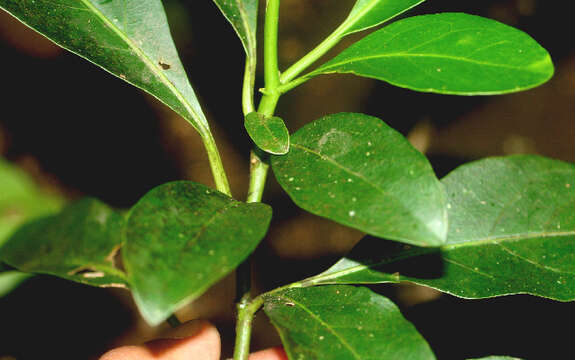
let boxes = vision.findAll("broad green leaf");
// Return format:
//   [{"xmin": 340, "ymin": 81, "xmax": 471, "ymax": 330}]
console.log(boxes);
[
  {"xmin": 245, "ymin": 112, "xmax": 290, "ymax": 155},
  {"xmin": 211, "ymin": 0, "xmax": 258, "ymax": 60},
  {"xmin": 0, "ymin": 0, "xmax": 210, "ymax": 134},
  {"xmin": 0, "ymin": 159, "xmax": 62, "ymax": 247},
  {"xmin": 0, "ymin": 198, "xmax": 127, "ymax": 288},
  {"xmin": 309, "ymin": 13, "xmax": 554, "ymax": 95},
  {"xmin": 0, "ymin": 271, "xmax": 31, "ymax": 298},
  {"xmin": 271, "ymin": 113, "xmax": 447, "ymax": 247},
  {"xmin": 123, "ymin": 181, "xmax": 272, "ymax": 325},
  {"xmin": 263, "ymin": 285, "xmax": 436, "ymax": 360},
  {"xmin": 341, "ymin": 0, "xmax": 424, "ymax": 36},
  {"xmin": 304, "ymin": 155, "xmax": 575, "ymax": 301}
]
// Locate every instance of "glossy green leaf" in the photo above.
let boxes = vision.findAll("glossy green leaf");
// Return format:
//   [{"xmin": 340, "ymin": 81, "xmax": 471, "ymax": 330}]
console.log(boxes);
[
  {"xmin": 305, "ymin": 155, "xmax": 575, "ymax": 301},
  {"xmin": 263, "ymin": 285, "xmax": 436, "ymax": 360},
  {"xmin": 0, "ymin": 199, "xmax": 128, "ymax": 288},
  {"xmin": 0, "ymin": 271, "xmax": 31, "ymax": 298},
  {"xmin": 211, "ymin": 0, "xmax": 258, "ymax": 59},
  {"xmin": 0, "ymin": 0, "xmax": 210, "ymax": 134},
  {"xmin": 341, "ymin": 0, "xmax": 424, "ymax": 36},
  {"xmin": 245, "ymin": 112, "xmax": 290, "ymax": 155},
  {"xmin": 123, "ymin": 181, "xmax": 272, "ymax": 325},
  {"xmin": 271, "ymin": 112, "xmax": 447, "ymax": 247},
  {"xmin": 0, "ymin": 159, "xmax": 62, "ymax": 247},
  {"xmin": 309, "ymin": 13, "xmax": 554, "ymax": 95}
]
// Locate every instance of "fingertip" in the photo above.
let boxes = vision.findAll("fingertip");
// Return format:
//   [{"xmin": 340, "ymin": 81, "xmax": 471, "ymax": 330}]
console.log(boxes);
[
  {"xmin": 99, "ymin": 320, "xmax": 221, "ymax": 360},
  {"xmin": 249, "ymin": 346, "xmax": 288, "ymax": 360}
]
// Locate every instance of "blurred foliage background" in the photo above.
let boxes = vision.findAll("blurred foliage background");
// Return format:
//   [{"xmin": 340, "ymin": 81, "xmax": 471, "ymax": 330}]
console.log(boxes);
[{"xmin": 1, "ymin": 0, "xmax": 574, "ymax": 358}]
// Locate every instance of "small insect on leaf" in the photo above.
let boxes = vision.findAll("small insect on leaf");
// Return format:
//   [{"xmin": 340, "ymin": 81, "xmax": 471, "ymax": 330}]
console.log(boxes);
[{"xmin": 158, "ymin": 61, "xmax": 171, "ymax": 70}]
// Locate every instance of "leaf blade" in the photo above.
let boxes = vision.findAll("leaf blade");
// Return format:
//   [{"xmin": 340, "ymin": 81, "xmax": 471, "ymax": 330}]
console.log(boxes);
[
  {"xmin": 310, "ymin": 13, "xmax": 554, "ymax": 95},
  {"xmin": 211, "ymin": 0, "xmax": 258, "ymax": 59},
  {"xmin": 0, "ymin": 0, "xmax": 209, "ymax": 133},
  {"xmin": 306, "ymin": 155, "xmax": 575, "ymax": 301},
  {"xmin": 263, "ymin": 285, "xmax": 436, "ymax": 360},
  {"xmin": 0, "ymin": 198, "xmax": 128, "ymax": 288},
  {"xmin": 245, "ymin": 112, "xmax": 290, "ymax": 155},
  {"xmin": 271, "ymin": 113, "xmax": 447, "ymax": 246},
  {"xmin": 123, "ymin": 181, "xmax": 272, "ymax": 325},
  {"xmin": 342, "ymin": 0, "xmax": 425, "ymax": 36}
]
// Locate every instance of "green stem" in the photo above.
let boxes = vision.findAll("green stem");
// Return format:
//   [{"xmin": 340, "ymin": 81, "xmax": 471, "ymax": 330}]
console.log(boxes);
[
  {"xmin": 233, "ymin": 295, "xmax": 265, "ymax": 360},
  {"xmin": 279, "ymin": 21, "xmax": 347, "ymax": 86},
  {"xmin": 201, "ymin": 131, "xmax": 232, "ymax": 197},
  {"xmin": 233, "ymin": 2, "xmax": 282, "ymax": 359},
  {"xmin": 242, "ymin": 57, "xmax": 256, "ymax": 115}
]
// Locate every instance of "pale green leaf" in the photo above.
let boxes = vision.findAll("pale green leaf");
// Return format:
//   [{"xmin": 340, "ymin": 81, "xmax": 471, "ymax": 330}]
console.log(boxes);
[{"xmin": 310, "ymin": 13, "xmax": 554, "ymax": 95}]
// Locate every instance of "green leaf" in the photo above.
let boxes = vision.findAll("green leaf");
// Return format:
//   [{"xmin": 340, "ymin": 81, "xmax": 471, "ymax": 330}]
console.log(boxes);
[
  {"xmin": 271, "ymin": 112, "xmax": 447, "ymax": 247},
  {"xmin": 309, "ymin": 13, "xmax": 554, "ymax": 95},
  {"xmin": 0, "ymin": 159, "xmax": 62, "ymax": 247},
  {"xmin": 0, "ymin": 0, "xmax": 210, "ymax": 134},
  {"xmin": 123, "ymin": 181, "xmax": 272, "ymax": 325},
  {"xmin": 211, "ymin": 0, "xmax": 258, "ymax": 60},
  {"xmin": 245, "ymin": 112, "xmax": 290, "ymax": 155},
  {"xmin": 305, "ymin": 155, "xmax": 575, "ymax": 301},
  {"xmin": 0, "ymin": 198, "xmax": 127, "ymax": 288},
  {"xmin": 341, "ymin": 0, "xmax": 425, "ymax": 36},
  {"xmin": 0, "ymin": 271, "xmax": 31, "ymax": 298},
  {"xmin": 263, "ymin": 285, "xmax": 436, "ymax": 360}
]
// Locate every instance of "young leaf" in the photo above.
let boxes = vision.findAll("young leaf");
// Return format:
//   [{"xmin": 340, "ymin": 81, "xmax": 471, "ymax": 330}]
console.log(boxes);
[
  {"xmin": 304, "ymin": 155, "xmax": 575, "ymax": 301},
  {"xmin": 123, "ymin": 181, "xmax": 272, "ymax": 326},
  {"xmin": 263, "ymin": 285, "xmax": 436, "ymax": 360},
  {"xmin": 341, "ymin": 0, "xmax": 425, "ymax": 36},
  {"xmin": 308, "ymin": 13, "xmax": 554, "ymax": 95},
  {"xmin": 244, "ymin": 112, "xmax": 290, "ymax": 155},
  {"xmin": 0, "ymin": 158, "xmax": 62, "ymax": 247},
  {"xmin": 0, "ymin": 0, "xmax": 210, "ymax": 135},
  {"xmin": 0, "ymin": 199, "xmax": 128, "ymax": 288},
  {"xmin": 271, "ymin": 113, "xmax": 447, "ymax": 247}
]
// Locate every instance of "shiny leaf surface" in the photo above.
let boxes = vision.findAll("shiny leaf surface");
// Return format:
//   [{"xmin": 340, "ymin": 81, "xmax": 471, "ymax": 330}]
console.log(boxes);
[
  {"xmin": 341, "ymin": 0, "xmax": 424, "ymax": 36},
  {"xmin": 310, "ymin": 13, "xmax": 553, "ymax": 95}
]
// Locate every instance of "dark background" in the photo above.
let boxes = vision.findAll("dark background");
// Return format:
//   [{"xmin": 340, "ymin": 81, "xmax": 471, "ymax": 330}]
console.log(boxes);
[{"xmin": 1, "ymin": 0, "xmax": 574, "ymax": 358}]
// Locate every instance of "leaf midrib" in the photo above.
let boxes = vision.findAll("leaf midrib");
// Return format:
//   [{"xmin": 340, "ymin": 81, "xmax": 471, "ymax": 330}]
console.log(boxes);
[
  {"xmin": 311, "ymin": 230, "xmax": 575, "ymax": 285},
  {"xmin": 78, "ymin": 0, "xmax": 208, "ymax": 133},
  {"xmin": 315, "ymin": 52, "xmax": 550, "ymax": 75},
  {"xmin": 290, "ymin": 142, "xmax": 444, "ymax": 241}
]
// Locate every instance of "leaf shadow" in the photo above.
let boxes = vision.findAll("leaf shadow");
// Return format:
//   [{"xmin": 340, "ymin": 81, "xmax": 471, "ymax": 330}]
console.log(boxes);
[{"xmin": 345, "ymin": 236, "xmax": 444, "ymax": 279}]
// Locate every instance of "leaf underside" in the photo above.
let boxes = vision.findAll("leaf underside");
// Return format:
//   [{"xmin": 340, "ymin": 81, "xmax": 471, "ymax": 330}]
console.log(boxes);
[
  {"xmin": 0, "ymin": 0, "xmax": 209, "ymax": 133},
  {"xmin": 342, "ymin": 0, "xmax": 425, "ymax": 36},
  {"xmin": 311, "ymin": 13, "xmax": 554, "ymax": 95},
  {"xmin": 263, "ymin": 285, "xmax": 436, "ymax": 360},
  {"xmin": 307, "ymin": 155, "xmax": 575, "ymax": 301},
  {"xmin": 272, "ymin": 112, "xmax": 447, "ymax": 247}
]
